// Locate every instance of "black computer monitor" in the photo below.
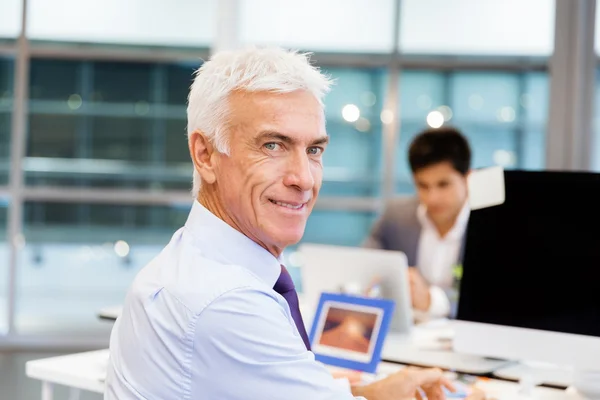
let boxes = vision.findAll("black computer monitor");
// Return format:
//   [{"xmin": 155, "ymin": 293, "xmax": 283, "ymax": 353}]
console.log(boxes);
[
  {"xmin": 458, "ymin": 169, "xmax": 600, "ymax": 336},
  {"xmin": 454, "ymin": 170, "xmax": 600, "ymax": 377}
]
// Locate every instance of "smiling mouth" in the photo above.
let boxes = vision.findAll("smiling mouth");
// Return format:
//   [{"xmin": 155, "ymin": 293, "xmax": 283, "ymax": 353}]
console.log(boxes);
[{"xmin": 269, "ymin": 199, "xmax": 307, "ymax": 210}]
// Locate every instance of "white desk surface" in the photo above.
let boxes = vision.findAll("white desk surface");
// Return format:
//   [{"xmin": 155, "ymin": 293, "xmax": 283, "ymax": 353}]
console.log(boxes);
[
  {"xmin": 382, "ymin": 319, "xmax": 511, "ymax": 375},
  {"xmin": 372, "ymin": 363, "xmax": 578, "ymax": 400},
  {"xmin": 26, "ymin": 349, "xmax": 108, "ymax": 394},
  {"xmin": 474, "ymin": 379, "xmax": 581, "ymax": 400},
  {"xmin": 25, "ymin": 351, "xmax": 576, "ymax": 399}
]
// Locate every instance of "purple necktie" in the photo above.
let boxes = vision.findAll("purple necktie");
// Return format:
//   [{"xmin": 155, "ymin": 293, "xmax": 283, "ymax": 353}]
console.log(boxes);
[{"xmin": 273, "ymin": 265, "xmax": 311, "ymax": 350}]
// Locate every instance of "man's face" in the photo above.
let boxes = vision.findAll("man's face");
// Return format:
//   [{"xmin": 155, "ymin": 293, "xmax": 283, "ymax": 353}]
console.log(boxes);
[
  {"xmin": 413, "ymin": 161, "xmax": 468, "ymax": 225},
  {"xmin": 213, "ymin": 90, "xmax": 327, "ymax": 253}
]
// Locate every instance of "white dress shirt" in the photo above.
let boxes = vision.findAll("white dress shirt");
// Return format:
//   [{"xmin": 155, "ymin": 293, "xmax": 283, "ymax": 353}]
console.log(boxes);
[
  {"xmin": 416, "ymin": 201, "xmax": 470, "ymax": 318},
  {"xmin": 105, "ymin": 200, "xmax": 361, "ymax": 399}
]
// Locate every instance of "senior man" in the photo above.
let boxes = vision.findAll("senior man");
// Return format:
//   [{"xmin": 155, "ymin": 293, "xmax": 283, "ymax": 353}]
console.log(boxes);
[{"xmin": 105, "ymin": 47, "xmax": 485, "ymax": 400}]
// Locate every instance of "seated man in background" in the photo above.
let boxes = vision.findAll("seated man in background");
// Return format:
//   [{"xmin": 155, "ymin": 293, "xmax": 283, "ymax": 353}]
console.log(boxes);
[
  {"xmin": 364, "ymin": 127, "xmax": 471, "ymax": 320},
  {"xmin": 105, "ymin": 47, "xmax": 485, "ymax": 400}
]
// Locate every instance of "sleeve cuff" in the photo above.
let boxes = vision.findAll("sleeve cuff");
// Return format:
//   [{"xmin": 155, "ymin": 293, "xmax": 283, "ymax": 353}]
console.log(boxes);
[
  {"xmin": 333, "ymin": 377, "xmax": 353, "ymax": 393},
  {"xmin": 427, "ymin": 285, "xmax": 451, "ymax": 318}
]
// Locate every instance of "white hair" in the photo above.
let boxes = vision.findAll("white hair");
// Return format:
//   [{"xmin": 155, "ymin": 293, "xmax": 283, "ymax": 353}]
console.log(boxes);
[{"xmin": 186, "ymin": 47, "xmax": 333, "ymax": 198}]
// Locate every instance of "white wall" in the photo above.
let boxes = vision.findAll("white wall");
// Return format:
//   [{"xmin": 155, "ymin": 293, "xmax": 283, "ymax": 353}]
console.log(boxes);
[
  {"xmin": 400, "ymin": 0, "xmax": 555, "ymax": 55},
  {"xmin": 239, "ymin": 0, "xmax": 396, "ymax": 53},
  {"xmin": 1, "ymin": 0, "xmax": 558, "ymax": 55},
  {"xmin": 26, "ymin": 0, "xmax": 217, "ymax": 46},
  {"xmin": 0, "ymin": 0, "xmax": 22, "ymax": 38}
]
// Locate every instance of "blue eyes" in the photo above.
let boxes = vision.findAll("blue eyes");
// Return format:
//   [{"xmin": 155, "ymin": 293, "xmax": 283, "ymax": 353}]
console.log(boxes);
[
  {"xmin": 307, "ymin": 147, "xmax": 322, "ymax": 155},
  {"xmin": 264, "ymin": 143, "xmax": 323, "ymax": 156}
]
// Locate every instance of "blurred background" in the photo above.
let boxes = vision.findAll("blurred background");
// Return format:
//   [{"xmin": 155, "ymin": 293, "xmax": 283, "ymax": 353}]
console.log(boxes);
[{"xmin": 0, "ymin": 0, "xmax": 597, "ymax": 349}]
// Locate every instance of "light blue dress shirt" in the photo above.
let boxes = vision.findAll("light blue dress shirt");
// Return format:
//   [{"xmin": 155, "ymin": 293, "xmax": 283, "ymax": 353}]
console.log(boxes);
[{"xmin": 105, "ymin": 201, "xmax": 361, "ymax": 399}]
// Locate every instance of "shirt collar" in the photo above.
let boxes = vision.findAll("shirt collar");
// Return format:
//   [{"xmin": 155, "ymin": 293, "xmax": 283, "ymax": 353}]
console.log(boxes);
[
  {"xmin": 183, "ymin": 200, "xmax": 281, "ymax": 287},
  {"xmin": 417, "ymin": 199, "xmax": 471, "ymax": 240}
]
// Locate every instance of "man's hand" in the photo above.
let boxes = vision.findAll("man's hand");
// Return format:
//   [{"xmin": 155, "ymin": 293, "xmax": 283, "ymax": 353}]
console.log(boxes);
[
  {"xmin": 408, "ymin": 267, "xmax": 431, "ymax": 311},
  {"xmin": 353, "ymin": 367, "xmax": 454, "ymax": 400}
]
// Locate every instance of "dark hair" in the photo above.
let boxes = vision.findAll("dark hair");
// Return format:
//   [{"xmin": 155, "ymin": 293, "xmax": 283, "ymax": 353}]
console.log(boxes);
[{"xmin": 408, "ymin": 127, "xmax": 471, "ymax": 175}]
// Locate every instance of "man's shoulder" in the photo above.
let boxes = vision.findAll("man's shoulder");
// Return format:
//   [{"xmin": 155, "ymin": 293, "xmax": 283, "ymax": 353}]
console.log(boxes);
[
  {"xmin": 169, "ymin": 259, "xmax": 271, "ymax": 316},
  {"xmin": 384, "ymin": 196, "xmax": 420, "ymax": 221},
  {"xmin": 129, "ymin": 242, "xmax": 274, "ymax": 317}
]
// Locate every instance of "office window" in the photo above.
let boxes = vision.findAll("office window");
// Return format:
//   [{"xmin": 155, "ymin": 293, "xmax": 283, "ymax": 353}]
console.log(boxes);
[
  {"xmin": 400, "ymin": 0, "xmax": 555, "ymax": 55},
  {"xmin": 26, "ymin": 58, "xmax": 198, "ymax": 190},
  {"xmin": 396, "ymin": 70, "xmax": 548, "ymax": 193},
  {"xmin": 0, "ymin": 199, "xmax": 7, "ymax": 334},
  {"xmin": 26, "ymin": 59, "xmax": 388, "ymax": 195},
  {"xmin": 240, "ymin": 0, "xmax": 395, "ymax": 53},
  {"xmin": 27, "ymin": 0, "xmax": 215, "ymax": 47},
  {"xmin": 0, "ymin": 58, "xmax": 13, "ymax": 186},
  {"xmin": 16, "ymin": 201, "xmax": 190, "ymax": 335},
  {"xmin": 320, "ymin": 67, "xmax": 387, "ymax": 197},
  {"xmin": 0, "ymin": 0, "xmax": 21, "ymax": 39}
]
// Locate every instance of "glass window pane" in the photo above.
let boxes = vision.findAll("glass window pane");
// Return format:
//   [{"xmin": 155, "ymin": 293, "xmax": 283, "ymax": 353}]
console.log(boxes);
[
  {"xmin": 0, "ymin": 199, "xmax": 7, "ymax": 335},
  {"xmin": 90, "ymin": 117, "xmax": 153, "ymax": 161},
  {"xmin": 30, "ymin": 59, "xmax": 79, "ymax": 101},
  {"xmin": 522, "ymin": 72, "xmax": 549, "ymax": 169},
  {"xmin": 400, "ymin": 71, "xmax": 446, "ymax": 121},
  {"xmin": 522, "ymin": 127, "xmax": 546, "ymax": 171},
  {"xmin": 0, "ymin": 0, "xmax": 21, "ymax": 39},
  {"xmin": 396, "ymin": 70, "xmax": 547, "ymax": 193},
  {"xmin": 16, "ymin": 201, "xmax": 190, "ymax": 335},
  {"xmin": 165, "ymin": 119, "xmax": 190, "ymax": 164},
  {"xmin": 27, "ymin": 114, "xmax": 78, "ymax": 158},
  {"xmin": 241, "ymin": 0, "xmax": 395, "ymax": 53},
  {"xmin": 523, "ymin": 72, "xmax": 550, "ymax": 125},
  {"xmin": 321, "ymin": 67, "xmax": 387, "ymax": 197},
  {"xmin": 166, "ymin": 62, "xmax": 202, "ymax": 106},
  {"xmin": 93, "ymin": 62, "xmax": 152, "ymax": 103},
  {"xmin": 400, "ymin": 0, "xmax": 555, "ymax": 55},
  {"xmin": 26, "ymin": 58, "xmax": 192, "ymax": 190},
  {"xmin": 450, "ymin": 72, "xmax": 520, "ymax": 123},
  {"xmin": 0, "ymin": 57, "xmax": 13, "ymax": 186},
  {"xmin": 27, "ymin": 0, "xmax": 216, "ymax": 47}
]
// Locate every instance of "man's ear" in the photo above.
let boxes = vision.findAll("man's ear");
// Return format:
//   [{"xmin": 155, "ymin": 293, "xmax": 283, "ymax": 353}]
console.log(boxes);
[{"xmin": 189, "ymin": 130, "xmax": 217, "ymax": 185}]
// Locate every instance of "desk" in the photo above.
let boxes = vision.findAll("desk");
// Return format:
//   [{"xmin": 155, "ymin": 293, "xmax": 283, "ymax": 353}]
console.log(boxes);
[
  {"xmin": 474, "ymin": 379, "xmax": 581, "ymax": 400},
  {"xmin": 382, "ymin": 319, "xmax": 511, "ymax": 375},
  {"xmin": 493, "ymin": 362, "xmax": 574, "ymax": 388},
  {"xmin": 25, "ymin": 350, "xmax": 577, "ymax": 400},
  {"xmin": 26, "ymin": 349, "xmax": 108, "ymax": 400}
]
